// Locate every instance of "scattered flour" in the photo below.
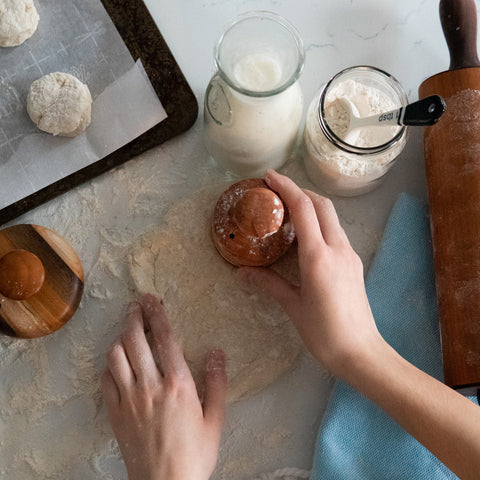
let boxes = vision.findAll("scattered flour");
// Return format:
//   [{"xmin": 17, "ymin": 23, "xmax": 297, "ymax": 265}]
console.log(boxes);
[
  {"xmin": 424, "ymin": 88, "xmax": 480, "ymax": 178},
  {"xmin": 0, "ymin": 121, "xmax": 368, "ymax": 479}
]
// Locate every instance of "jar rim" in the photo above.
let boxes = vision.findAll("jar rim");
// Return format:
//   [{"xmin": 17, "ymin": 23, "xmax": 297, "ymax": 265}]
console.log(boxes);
[
  {"xmin": 317, "ymin": 65, "xmax": 408, "ymax": 155},
  {"xmin": 214, "ymin": 11, "xmax": 305, "ymax": 98}
]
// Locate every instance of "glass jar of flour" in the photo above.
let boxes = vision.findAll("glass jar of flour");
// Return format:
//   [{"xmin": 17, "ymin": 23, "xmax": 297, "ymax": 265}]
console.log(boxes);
[
  {"xmin": 303, "ymin": 66, "xmax": 409, "ymax": 197},
  {"xmin": 204, "ymin": 11, "xmax": 305, "ymax": 177}
]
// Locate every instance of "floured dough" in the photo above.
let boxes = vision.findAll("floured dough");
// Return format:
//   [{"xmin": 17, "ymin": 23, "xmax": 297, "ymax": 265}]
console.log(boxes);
[
  {"xmin": 129, "ymin": 186, "xmax": 302, "ymax": 402},
  {"xmin": 0, "ymin": 0, "xmax": 39, "ymax": 47},
  {"xmin": 27, "ymin": 72, "xmax": 92, "ymax": 137}
]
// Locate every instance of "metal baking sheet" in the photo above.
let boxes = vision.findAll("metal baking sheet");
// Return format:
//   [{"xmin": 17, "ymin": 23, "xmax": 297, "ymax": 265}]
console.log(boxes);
[{"xmin": 0, "ymin": 0, "xmax": 198, "ymax": 225}]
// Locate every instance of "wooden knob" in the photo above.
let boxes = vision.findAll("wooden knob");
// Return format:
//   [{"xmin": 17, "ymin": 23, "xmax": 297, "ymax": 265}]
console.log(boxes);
[
  {"xmin": 231, "ymin": 188, "xmax": 284, "ymax": 238},
  {"xmin": 0, "ymin": 224, "xmax": 84, "ymax": 339},
  {"xmin": 0, "ymin": 250, "xmax": 45, "ymax": 300},
  {"xmin": 440, "ymin": 0, "xmax": 480, "ymax": 70},
  {"xmin": 212, "ymin": 178, "xmax": 295, "ymax": 267}
]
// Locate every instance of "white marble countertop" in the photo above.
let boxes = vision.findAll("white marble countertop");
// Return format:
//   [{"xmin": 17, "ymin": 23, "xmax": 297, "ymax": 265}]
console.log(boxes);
[{"xmin": 1, "ymin": 1, "xmax": 477, "ymax": 479}]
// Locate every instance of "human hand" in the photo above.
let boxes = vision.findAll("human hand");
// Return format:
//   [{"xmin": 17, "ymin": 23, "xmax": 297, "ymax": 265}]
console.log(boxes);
[
  {"xmin": 239, "ymin": 170, "xmax": 383, "ymax": 379},
  {"xmin": 101, "ymin": 294, "xmax": 227, "ymax": 480},
  {"xmin": 238, "ymin": 175, "xmax": 480, "ymax": 480}
]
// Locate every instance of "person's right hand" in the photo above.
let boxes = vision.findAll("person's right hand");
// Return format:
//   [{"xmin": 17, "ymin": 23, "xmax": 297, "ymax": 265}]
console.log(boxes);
[
  {"xmin": 242, "ymin": 171, "xmax": 480, "ymax": 480},
  {"xmin": 239, "ymin": 170, "xmax": 383, "ymax": 379}
]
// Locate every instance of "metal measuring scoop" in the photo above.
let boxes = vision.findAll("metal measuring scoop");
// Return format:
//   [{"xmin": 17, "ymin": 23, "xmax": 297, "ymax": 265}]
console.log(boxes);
[{"xmin": 334, "ymin": 94, "xmax": 446, "ymax": 145}]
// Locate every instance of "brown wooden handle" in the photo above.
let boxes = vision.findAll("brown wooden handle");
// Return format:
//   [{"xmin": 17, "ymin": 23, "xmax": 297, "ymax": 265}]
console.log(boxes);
[{"xmin": 440, "ymin": 0, "xmax": 480, "ymax": 69}]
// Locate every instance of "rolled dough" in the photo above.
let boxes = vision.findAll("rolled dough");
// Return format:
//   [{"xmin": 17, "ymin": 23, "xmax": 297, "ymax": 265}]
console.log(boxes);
[
  {"xmin": 0, "ymin": 0, "xmax": 39, "ymax": 47},
  {"xmin": 27, "ymin": 72, "xmax": 92, "ymax": 137},
  {"xmin": 129, "ymin": 185, "xmax": 302, "ymax": 402}
]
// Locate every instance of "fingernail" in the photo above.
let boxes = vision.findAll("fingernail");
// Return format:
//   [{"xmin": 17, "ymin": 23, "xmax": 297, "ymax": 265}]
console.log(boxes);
[
  {"xmin": 264, "ymin": 169, "xmax": 275, "ymax": 185},
  {"xmin": 142, "ymin": 294, "xmax": 160, "ymax": 313},
  {"xmin": 207, "ymin": 349, "xmax": 226, "ymax": 372}
]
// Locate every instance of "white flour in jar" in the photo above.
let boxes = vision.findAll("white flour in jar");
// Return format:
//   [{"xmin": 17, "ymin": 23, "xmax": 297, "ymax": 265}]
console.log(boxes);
[
  {"xmin": 204, "ymin": 53, "xmax": 303, "ymax": 177},
  {"xmin": 303, "ymin": 78, "xmax": 406, "ymax": 196}
]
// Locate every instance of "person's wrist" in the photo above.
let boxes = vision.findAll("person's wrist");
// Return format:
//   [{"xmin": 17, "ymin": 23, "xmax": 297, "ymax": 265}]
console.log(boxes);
[{"xmin": 328, "ymin": 329, "xmax": 389, "ymax": 384}]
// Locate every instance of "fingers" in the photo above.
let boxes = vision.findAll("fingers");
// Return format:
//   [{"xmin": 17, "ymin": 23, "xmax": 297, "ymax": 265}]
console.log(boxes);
[
  {"xmin": 303, "ymin": 189, "xmax": 348, "ymax": 246},
  {"xmin": 105, "ymin": 340, "xmax": 135, "ymax": 398},
  {"xmin": 141, "ymin": 294, "xmax": 191, "ymax": 379},
  {"xmin": 203, "ymin": 349, "xmax": 227, "ymax": 433},
  {"xmin": 238, "ymin": 266, "xmax": 299, "ymax": 316},
  {"xmin": 101, "ymin": 367, "xmax": 120, "ymax": 406},
  {"xmin": 121, "ymin": 302, "xmax": 160, "ymax": 386},
  {"xmin": 265, "ymin": 169, "xmax": 323, "ymax": 256},
  {"xmin": 266, "ymin": 170, "xmax": 347, "ymax": 249}
]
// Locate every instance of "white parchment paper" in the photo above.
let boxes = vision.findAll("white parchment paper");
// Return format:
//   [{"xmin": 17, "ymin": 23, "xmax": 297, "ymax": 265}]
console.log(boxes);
[{"xmin": 0, "ymin": 0, "xmax": 167, "ymax": 210}]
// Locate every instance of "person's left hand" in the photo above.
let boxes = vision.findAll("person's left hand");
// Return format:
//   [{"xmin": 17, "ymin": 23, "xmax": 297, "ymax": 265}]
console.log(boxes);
[{"xmin": 101, "ymin": 294, "xmax": 228, "ymax": 480}]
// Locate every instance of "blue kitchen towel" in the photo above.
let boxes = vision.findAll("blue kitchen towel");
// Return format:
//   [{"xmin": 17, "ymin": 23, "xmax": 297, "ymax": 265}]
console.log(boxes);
[{"xmin": 311, "ymin": 193, "xmax": 478, "ymax": 480}]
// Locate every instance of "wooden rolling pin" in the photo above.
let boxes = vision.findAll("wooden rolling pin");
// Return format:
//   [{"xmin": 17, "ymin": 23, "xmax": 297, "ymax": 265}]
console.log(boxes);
[{"xmin": 419, "ymin": 0, "xmax": 480, "ymax": 395}]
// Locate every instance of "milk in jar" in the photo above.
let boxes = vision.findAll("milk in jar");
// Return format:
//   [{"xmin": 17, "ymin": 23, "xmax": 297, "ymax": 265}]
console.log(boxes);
[{"xmin": 204, "ymin": 12, "xmax": 305, "ymax": 177}]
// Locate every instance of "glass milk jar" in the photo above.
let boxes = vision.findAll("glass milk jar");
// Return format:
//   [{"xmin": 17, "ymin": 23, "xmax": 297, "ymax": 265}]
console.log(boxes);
[
  {"xmin": 303, "ymin": 66, "xmax": 409, "ymax": 197},
  {"xmin": 204, "ymin": 11, "xmax": 305, "ymax": 177}
]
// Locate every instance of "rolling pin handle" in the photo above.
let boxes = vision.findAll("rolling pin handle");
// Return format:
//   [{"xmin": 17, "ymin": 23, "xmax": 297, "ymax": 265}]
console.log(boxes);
[{"xmin": 440, "ymin": 0, "xmax": 480, "ymax": 70}]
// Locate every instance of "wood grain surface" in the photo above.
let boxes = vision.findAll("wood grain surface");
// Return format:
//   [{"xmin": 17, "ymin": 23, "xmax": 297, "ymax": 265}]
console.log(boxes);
[
  {"xmin": 419, "ymin": 69, "xmax": 480, "ymax": 394},
  {"xmin": 0, "ymin": 225, "xmax": 84, "ymax": 339},
  {"xmin": 418, "ymin": 0, "xmax": 480, "ymax": 395},
  {"xmin": 212, "ymin": 179, "xmax": 295, "ymax": 267}
]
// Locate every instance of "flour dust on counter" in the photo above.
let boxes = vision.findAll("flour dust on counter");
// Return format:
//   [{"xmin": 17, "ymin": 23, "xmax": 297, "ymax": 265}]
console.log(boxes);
[
  {"xmin": 129, "ymin": 185, "xmax": 303, "ymax": 402},
  {"xmin": 0, "ymin": 318, "xmax": 116, "ymax": 478},
  {"xmin": 0, "ymin": 168, "xmax": 140, "ymax": 479},
  {"xmin": 0, "ymin": 111, "xmax": 369, "ymax": 478},
  {"xmin": 0, "ymin": 143, "xmax": 379, "ymax": 479},
  {"xmin": 0, "ymin": 135, "xmax": 302, "ymax": 478}
]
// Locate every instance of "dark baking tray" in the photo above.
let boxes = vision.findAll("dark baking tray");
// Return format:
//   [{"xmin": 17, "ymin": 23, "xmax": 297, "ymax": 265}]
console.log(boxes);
[{"xmin": 0, "ymin": 0, "xmax": 198, "ymax": 225}]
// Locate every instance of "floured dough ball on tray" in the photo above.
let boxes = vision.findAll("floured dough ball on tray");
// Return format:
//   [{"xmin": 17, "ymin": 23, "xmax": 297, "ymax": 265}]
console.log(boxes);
[
  {"xmin": 0, "ymin": 0, "xmax": 39, "ymax": 47},
  {"xmin": 27, "ymin": 72, "xmax": 92, "ymax": 137},
  {"xmin": 129, "ymin": 185, "xmax": 302, "ymax": 403}
]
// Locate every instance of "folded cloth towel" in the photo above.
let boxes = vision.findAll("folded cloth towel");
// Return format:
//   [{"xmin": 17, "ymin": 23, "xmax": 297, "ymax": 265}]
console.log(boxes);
[{"xmin": 310, "ymin": 193, "xmax": 478, "ymax": 480}]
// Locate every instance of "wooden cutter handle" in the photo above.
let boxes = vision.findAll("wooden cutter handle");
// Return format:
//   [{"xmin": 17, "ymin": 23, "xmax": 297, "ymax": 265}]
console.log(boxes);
[{"xmin": 440, "ymin": 0, "xmax": 480, "ymax": 69}]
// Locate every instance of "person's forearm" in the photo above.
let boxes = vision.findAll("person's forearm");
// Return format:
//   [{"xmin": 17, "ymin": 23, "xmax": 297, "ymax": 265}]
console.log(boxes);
[
  {"xmin": 343, "ymin": 338, "xmax": 480, "ymax": 480},
  {"xmin": 245, "ymin": 170, "xmax": 480, "ymax": 478}
]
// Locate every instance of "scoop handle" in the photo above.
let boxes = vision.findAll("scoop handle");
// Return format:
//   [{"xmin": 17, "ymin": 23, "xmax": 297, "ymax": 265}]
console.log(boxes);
[
  {"xmin": 351, "ymin": 95, "xmax": 446, "ymax": 130},
  {"xmin": 402, "ymin": 95, "xmax": 447, "ymax": 126},
  {"xmin": 440, "ymin": 0, "xmax": 480, "ymax": 70}
]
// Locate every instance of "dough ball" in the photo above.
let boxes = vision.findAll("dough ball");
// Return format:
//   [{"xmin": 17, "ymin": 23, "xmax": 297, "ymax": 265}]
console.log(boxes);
[
  {"xmin": 27, "ymin": 72, "xmax": 92, "ymax": 137},
  {"xmin": 129, "ymin": 186, "xmax": 302, "ymax": 403},
  {"xmin": 0, "ymin": 0, "xmax": 39, "ymax": 47}
]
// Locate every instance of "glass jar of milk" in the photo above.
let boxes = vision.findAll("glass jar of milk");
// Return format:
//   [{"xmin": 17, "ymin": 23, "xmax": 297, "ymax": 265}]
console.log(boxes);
[
  {"xmin": 303, "ymin": 66, "xmax": 409, "ymax": 197},
  {"xmin": 204, "ymin": 11, "xmax": 305, "ymax": 177}
]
